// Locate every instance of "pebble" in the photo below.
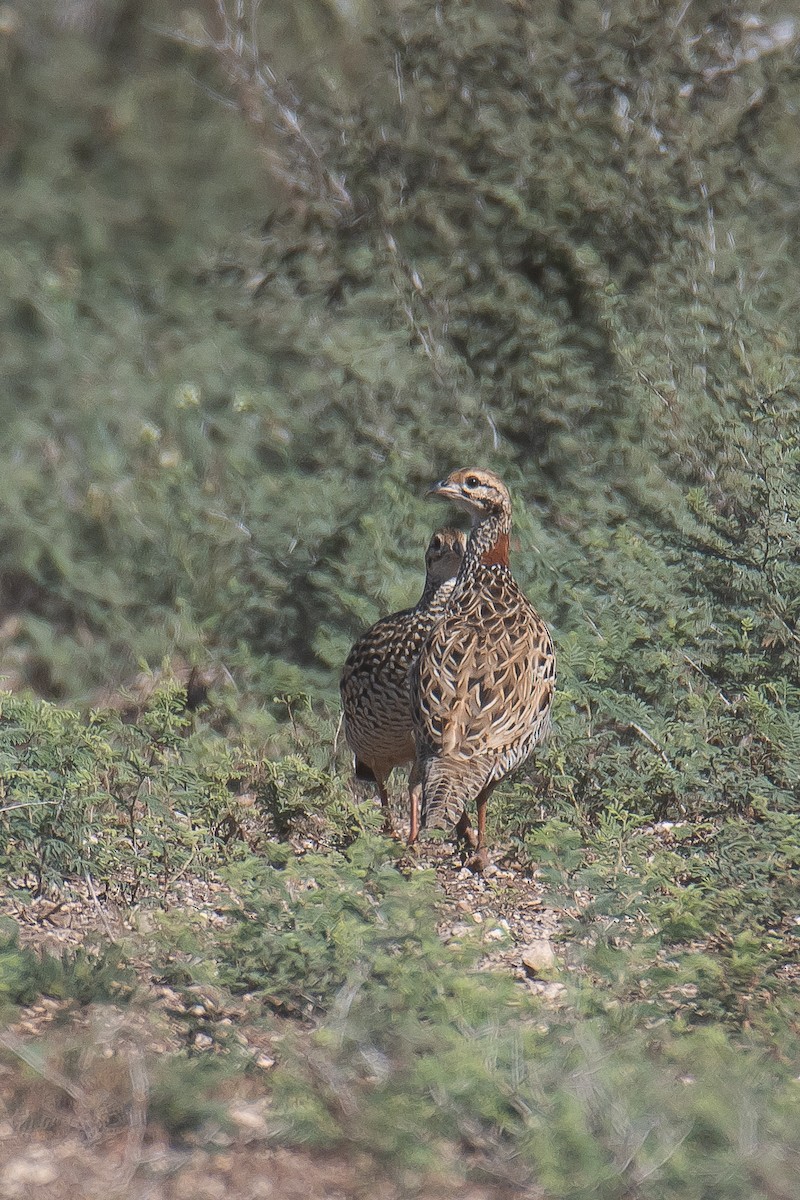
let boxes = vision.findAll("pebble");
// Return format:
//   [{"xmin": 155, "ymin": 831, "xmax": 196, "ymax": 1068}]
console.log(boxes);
[
  {"xmin": 228, "ymin": 1104, "xmax": 269, "ymax": 1135},
  {"xmin": 173, "ymin": 1173, "xmax": 227, "ymax": 1200},
  {"xmin": 521, "ymin": 939, "xmax": 556, "ymax": 975},
  {"xmin": 1, "ymin": 1150, "xmax": 58, "ymax": 1189},
  {"xmin": 527, "ymin": 980, "xmax": 566, "ymax": 1002}
]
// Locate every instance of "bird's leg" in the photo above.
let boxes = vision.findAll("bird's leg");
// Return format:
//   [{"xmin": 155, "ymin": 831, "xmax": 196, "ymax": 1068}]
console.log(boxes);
[
  {"xmin": 467, "ymin": 787, "xmax": 492, "ymax": 873},
  {"xmin": 407, "ymin": 782, "xmax": 421, "ymax": 846},
  {"xmin": 377, "ymin": 777, "xmax": 400, "ymax": 839},
  {"xmin": 455, "ymin": 809, "xmax": 478, "ymax": 849}
]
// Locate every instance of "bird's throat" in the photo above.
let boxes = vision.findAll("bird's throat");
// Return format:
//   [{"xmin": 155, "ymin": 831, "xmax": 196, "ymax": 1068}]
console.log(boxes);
[{"xmin": 479, "ymin": 531, "xmax": 510, "ymax": 567}]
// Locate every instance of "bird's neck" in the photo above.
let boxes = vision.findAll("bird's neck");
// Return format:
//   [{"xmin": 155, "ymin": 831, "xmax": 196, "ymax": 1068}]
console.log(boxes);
[
  {"xmin": 465, "ymin": 509, "xmax": 512, "ymax": 570},
  {"xmin": 418, "ymin": 575, "xmax": 443, "ymax": 607}
]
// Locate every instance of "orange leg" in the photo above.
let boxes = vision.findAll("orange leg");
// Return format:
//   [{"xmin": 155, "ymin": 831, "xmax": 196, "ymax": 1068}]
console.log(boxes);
[
  {"xmin": 455, "ymin": 809, "xmax": 478, "ymax": 849},
  {"xmin": 408, "ymin": 781, "xmax": 421, "ymax": 845},
  {"xmin": 468, "ymin": 786, "xmax": 493, "ymax": 873},
  {"xmin": 407, "ymin": 761, "xmax": 423, "ymax": 846}
]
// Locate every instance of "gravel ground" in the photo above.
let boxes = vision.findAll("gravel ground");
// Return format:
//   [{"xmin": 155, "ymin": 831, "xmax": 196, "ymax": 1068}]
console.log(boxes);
[{"xmin": 0, "ymin": 830, "xmax": 557, "ymax": 1200}]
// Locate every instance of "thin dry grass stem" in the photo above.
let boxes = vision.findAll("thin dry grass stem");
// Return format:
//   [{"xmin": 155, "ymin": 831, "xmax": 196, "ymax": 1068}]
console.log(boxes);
[
  {"xmin": 84, "ymin": 870, "xmax": 117, "ymax": 943},
  {"xmin": 0, "ymin": 1029, "xmax": 89, "ymax": 1106},
  {"xmin": 162, "ymin": 0, "xmax": 351, "ymax": 213},
  {"xmin": 332, "ymin": 708, "xmax": 344, "ymax": 757},
  {"xmin": 627, "ymin": 722, "xmax": 674, "ymax": 769},
  {"xmin": 382, "ymin": 230, "xmax": 457, "ymax": 390},
  {"xmin": 0, "ymin": 799, "xmax": 63, "ymax": 815},
  {"xmin": 119, "ymin": 1044, "xmax": 148, "ymax": 1186}
]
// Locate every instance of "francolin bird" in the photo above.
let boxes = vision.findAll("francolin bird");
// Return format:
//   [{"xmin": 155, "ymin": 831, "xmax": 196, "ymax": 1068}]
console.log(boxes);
[
  {"xmin": 340, "ymin": 526, "xmax": 467, "ymax": 838},
  {"xmin": 411, "ymin": 468, "xmax": 555, "ymax": 871}
]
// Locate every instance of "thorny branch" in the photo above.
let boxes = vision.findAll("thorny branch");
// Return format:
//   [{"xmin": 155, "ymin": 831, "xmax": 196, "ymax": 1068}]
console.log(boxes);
[{"xmin": 163, "ymin": 0, "xmax": 351, "ymax": 212}]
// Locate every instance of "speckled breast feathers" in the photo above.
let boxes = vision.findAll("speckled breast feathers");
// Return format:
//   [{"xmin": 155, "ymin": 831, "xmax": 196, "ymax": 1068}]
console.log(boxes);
[{"xmin": 411, "ymin": 469, "xmax": 555, "ymax": 834}]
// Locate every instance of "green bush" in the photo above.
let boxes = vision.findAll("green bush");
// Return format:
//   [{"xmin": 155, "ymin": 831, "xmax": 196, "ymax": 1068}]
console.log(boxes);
[
  {"xmin": 148, "ymin": 1053, "xmax": 235, "ymax": 1137},
  {"xmin": 0, "ymin": 687, "xmax": 259, "ymax": 897},
  {"xmin": 0, "ymin": 918, "xmax": 131, "ymax": 1012},
  {"xmin": 2, "ymin": 5, "xmax": 800, "ymax": 1192}
]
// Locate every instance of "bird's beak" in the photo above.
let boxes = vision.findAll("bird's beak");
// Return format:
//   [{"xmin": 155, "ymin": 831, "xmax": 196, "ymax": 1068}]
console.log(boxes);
[{"xmin": 426, "ymin": 479, "xmax": 461, "ymax": 500}]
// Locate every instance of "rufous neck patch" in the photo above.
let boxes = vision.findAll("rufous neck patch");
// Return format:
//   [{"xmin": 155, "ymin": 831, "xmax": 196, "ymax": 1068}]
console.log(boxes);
[{"xmin": 480, "ymin": 532, "xmax": 509, "ymax": 567}]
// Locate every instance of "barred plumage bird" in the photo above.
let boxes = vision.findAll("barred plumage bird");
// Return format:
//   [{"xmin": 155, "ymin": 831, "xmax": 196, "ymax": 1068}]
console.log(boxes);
[
  {"xmin": 340, "ymin": 526, "xmax": 467, "ymax": 837},
  {"xmin": 411, "ymin": 469, "xmax": 555, "ymax": 870}
]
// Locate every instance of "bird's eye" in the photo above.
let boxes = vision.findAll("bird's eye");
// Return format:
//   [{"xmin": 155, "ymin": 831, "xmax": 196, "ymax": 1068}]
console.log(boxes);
[{"xmin": 465, "ymin": 475, "xmax": 480, "ymax": 489}]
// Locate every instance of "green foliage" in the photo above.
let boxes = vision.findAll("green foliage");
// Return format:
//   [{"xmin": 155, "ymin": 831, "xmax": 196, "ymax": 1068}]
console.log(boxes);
[
  {"xmin": 0, "ymin": 687, "xmax": 262, "ymax": 898},
  {"xmin": 144, "ymin": 837, "xmax": 799, "ymax": 1193},
  {"xmin": 0, "ymin": 684, "xmax": 387, "ymax": 903},
  {"xmin": 3, "ymin": 3, "xmax": 800, "ymax": 1192},
  {"xmin": 215, "ymin": 837, "xmax": 477, "ymax": 1015},
  {"xmin": 148, "ymin": 1053, "xmax": 234, "ymax": 1137},
  {"xmin": 516, "ymin": 1023, "xmax": 800, "ymax": 1200},
  {"xmin": 154, "ymin": 833, "xmax": 479, "ymax": 1020},
  {"xmin": 518, "ymin": 802, "xmax": 799, "ymax": 1035},
  {"xmin": 0, "ymin": 919, "xmax": 131, "ymax": 1012},
  {"xmin": 253, "ymin": 699, "xmax": 380, "ymax": 844}
]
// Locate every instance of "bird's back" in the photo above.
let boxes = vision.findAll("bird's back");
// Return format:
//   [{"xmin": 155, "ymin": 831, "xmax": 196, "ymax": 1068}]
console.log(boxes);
[
  {"xmin": 340, "ymin": 527, "xmax": 466, "ymax": 777},
  {"xmin": 341, "ymin": 596, "xmax": 450, "ymax": 768},
  {"xmin": 413, "ymin": 561, "xmax": 555, "ymax": 825}
]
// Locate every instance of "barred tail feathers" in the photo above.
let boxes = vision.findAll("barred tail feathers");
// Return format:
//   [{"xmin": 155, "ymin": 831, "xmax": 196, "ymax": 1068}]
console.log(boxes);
[{"xmin": 419, "ymin": 757, "xmax": 483, "ymax": 830}]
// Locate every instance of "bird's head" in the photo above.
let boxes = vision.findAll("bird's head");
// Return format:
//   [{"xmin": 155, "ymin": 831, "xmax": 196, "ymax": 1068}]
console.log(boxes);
[
  {"xmin": 424, "ymin": 525, "xmax": 467, "ymax": 585},
  {"xmin": 426, "ymin": 468, "xmax": 511, "ymax": 521}
]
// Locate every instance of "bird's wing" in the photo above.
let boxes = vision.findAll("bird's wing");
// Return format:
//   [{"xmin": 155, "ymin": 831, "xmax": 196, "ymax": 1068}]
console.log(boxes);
[{"xmin": 414, "ymin": 583, "xmax": 554, "ymax": 761}]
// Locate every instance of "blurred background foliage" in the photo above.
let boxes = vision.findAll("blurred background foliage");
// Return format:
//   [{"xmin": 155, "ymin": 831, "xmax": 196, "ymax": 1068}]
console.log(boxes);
[
  {"xmin": 1, "ymin": 2, "xmax": 800, "ymax": 1193},
  {"xmin": 2, "ymin": 0, "xmax": 798, "ymax": 818}
]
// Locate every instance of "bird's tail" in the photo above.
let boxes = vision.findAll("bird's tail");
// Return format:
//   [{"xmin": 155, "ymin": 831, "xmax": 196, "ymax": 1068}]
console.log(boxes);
[{"xmin": 420, "ymin": 758, "xmax": 480, "ymax": 830}]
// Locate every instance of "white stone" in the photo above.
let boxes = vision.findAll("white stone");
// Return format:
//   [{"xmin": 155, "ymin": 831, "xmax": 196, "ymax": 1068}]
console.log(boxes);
[
  {"xmin": 521, "ymin": 939, "xmax": 556, "ymax": 974},
  {"xmin": 2, "ymin": 1153, "xmax": 58, "ymax": 1187}
]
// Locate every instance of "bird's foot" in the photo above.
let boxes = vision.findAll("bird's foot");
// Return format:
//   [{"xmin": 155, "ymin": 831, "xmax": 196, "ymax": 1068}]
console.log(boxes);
[{"xmin": 465, "ymin": 847, "xmax": 491, "ymax": 874}]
